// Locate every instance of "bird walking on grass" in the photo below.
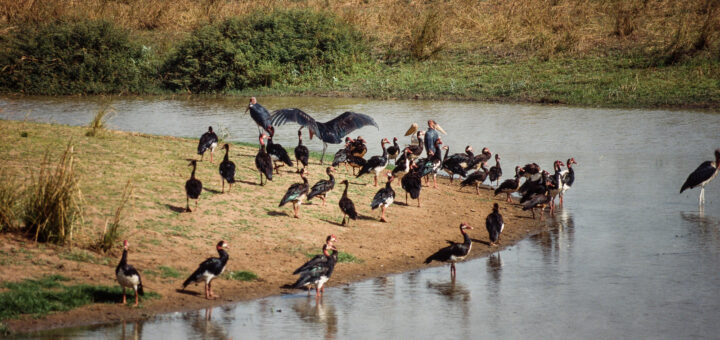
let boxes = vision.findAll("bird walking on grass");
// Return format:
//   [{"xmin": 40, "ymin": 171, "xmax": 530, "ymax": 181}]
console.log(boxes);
[
  {"xmin": 219, "ymin": 144, "xmax": 236, "ymax": 193},
  {"xmin": 371, "ymin": 172, "xmax": 395, "ymax": 222},
  {"xmin": 339, "ymin": 180, "xmax": 358, "ymax": 226}
]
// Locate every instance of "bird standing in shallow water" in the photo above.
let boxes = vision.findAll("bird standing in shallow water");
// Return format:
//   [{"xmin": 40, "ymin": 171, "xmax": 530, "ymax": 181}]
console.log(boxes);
[
  {"xmin": 680, "ymin": 149, "xmax": 720, "ymax": 206},
  {"xmin": 559, "ymin": 157, "xmax": 577, "ymax": 206},
  {"xmin": 424, "ymin": 223, "xmax": 474, "ymax": 278},
  {"xmin": 116, "ymin": 240, "xmax": 144, "ymax": 306},
  {"xmin": 197, "ymin": 126, "xmax": 219, "ymax": 163},
  {"xmin": 219, "ymin": 144, "xmax": 236, "ymax": 193},
  {"xmin": 486, "ymin": 203, "xmax": 504, "ymax": 246},
  {"xmin": 183, "ymin": 241, "xmax": 229, "ymax": 300},
  {"xmin": 291, "ymin": 235, "xmax": 337, "ymax": 296},
  {"xmin": 290, "ymin": 247, "xmax": 339, "ymax": 298},
  {"xmin": 185, "ymin": 160, "xmax": 202, "ymax": 212}
]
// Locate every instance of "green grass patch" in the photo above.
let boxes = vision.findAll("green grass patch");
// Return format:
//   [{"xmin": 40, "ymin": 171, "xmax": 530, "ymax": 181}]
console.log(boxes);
[
  {"xmin": 0, "ymin": 275, "xmax": 160, "ymax": 320},
  {"xmin": 158, "ymin": 265, "xmax": 181, "ymax": 279},
  {"xmin": 60, "ymin": 249, "xmax": 110, "ymax": 265},
  {"xmin": 226, "ymin": 270, "xmax": 258, "ymax": 282}
]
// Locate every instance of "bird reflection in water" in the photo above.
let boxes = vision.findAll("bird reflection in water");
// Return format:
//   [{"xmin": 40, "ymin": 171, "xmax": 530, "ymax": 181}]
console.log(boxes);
[
  {"xmin": 680, "ymin": 210, "xmax": 720, "ymax": 248},
  {"xmin": 487, "ymin": 252, "xmax": 503, "ymax": 285},
  {"xmin": 530, "ymin": 210, "xmax": 575, "ymax": 262},
  {"xmin": 120, "ymin": 320, "xmax": 143, "ymax": 340},
  {"xmin": 184, "ymin": 307, "xmax": 230, "ymax": 340},
  {"xmin": 291, "ymin": 297, "xmax": 339, "ymax": 340},
  {"xmin": 426, "ymin": 277, "xmax": 470, "ymax": 303}
]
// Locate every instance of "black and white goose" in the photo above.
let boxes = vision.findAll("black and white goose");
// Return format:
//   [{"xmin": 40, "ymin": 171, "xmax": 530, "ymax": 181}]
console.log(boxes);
[
  {"xmin": 548, "ymin": 160, "xmax": 565, "ymax": 216},
  {"xmin": 424, "ymin": 223, "xmax": 474, "ymax": 278},
  {"xmin": 295, "ymin": 127, "xmax": 310, "ymax": 173},
  {"xmin": 442, "ymin": 145, "xmax": 469, "ymax": 183},
  {"xmin": 680, "ymin": 149, "xmax": 720, "ymax": 205},
  {"xmin": 307, "ymin": 167, "xmax": 336, "ymax": 206},
  {"xmin": 290, "ymin": 247, "xmax": 339, "ymax": 298},
  {"xmin": 279, "ymin": 169, "xmax": 310, "ymax": 218},
  {"xmin": 386, "ymin": 137, "xmax": 401, "ymax": 162},
  {"xmin": 465, "ymin": 147, "xmax": 491, "ymax": 172},
  {"xmin": 185, "ymin": 160, "xmax": 203, "ymax": 212},
  {"xmin": 182, "ymin": 240, "xmax": 229, "ymax": 300},
  {"xmin": 485, "ymin": 203, "xmax": 504, "ymax": 246},
  {"xmin": 339, "ymin": 180, "xmax": 358, "ymax": 226},
  {"xmin": 371, "ymin": 173, "xmax": 395, "ymax": 222},
  {"xmin": 293, "ymin": 235, "xmax": 337, "ymax": 277},
  {"xmin": 267, "ymin": 135, "xmax": 294, "ymax": 174},
  {"xmin": 401, "ymin": 163, "xmax": 423, "ymax": 207},
  {"xmin": 357, "ymin": 138, "xmax": 390, "ymax": 187},
  {"xmin": 116, "ymin": 240, "xmax": 144, "ymax": 306},
  {"xmin": 494, "ymin": 166, "xmax": 525, "ymax": 202},
  {"xmin": 392, "ymin": 148, "xmax": 413, "ymax": 176},
  {"xmin": 197, "ymin": 126, "xmax": 219, "ymax": 163},
  {"xmin": 488, "ymin": 154, "xmax": 502, "ymax": 187},
  {"xmin": 255, "ymin": 133, "xmax": 273, "ymax": 185},
  {"xmin": 219, "ymin": 144, "xmax": 236, "ymax": 193},
  {"xmin": 460, "ymin": 164, "xmax": 489, "ymax": 195},
  {"xmin": 522, "ymin": 171, "xmax": 553, "ymax": 220},
  {"xmin": 559, "ymin": 157, "xmax": 577, "ymax": 206}
]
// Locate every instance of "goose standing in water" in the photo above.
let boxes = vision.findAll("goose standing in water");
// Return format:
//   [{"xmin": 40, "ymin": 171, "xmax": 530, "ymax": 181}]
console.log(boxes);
[
  {"xmin": 424, "ymin": 223, "xmax": 473, "ymax": 278},
  {"xmin": 485, "ymin": 203, "xmax": 504, "ymax": 246},
  {"xmin": 559, "ymin": 157, "xmax": 577, "ymax": 206}
]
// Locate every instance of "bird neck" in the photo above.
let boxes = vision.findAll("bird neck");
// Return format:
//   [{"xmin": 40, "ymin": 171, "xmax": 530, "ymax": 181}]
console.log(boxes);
[
  {"xmin": 302, "ymin": 176, "xmax": 308, "ymax": 185},
  {"xmin": 191, "ymin": 163, "xmax": 197, "ymax": 179},
  {"xmin": 119, "ymin": 249, "xmax": 128, "ymax": 266},
  {"xmin": 217, "ymin": 248, "xmax": 229, "ymax": 262},
  {"xmin": 386, "ymin": 179, "xmax": 392, "ymax": 189},
  {"xmin": 443, "ymin": 147, "xmax": 449, "ymax": 161},
  {"xmin": 343, "ymin": 183, "xmax": 349, "ymax": 197},
  {"xmin": 328, "ymin": 173, "xmax": 335, "ymax": 183},
  {"xmin": 460, "ymin": 228, "xmax": 471, "ymax": 244},
  {"xmin": 223, "ymin": 148, "xmax": 229, "ymax": 162}
]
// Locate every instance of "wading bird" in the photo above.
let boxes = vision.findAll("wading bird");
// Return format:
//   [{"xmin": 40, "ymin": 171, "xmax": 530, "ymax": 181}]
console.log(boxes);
[
  {"xmin": 182, "ymin": 241, "xmax": 229, "ymax": 300},
  {"xmin": 680, "ymin": 149, "xmax": 720, "ymax": 205},
  {"xmin": 116, "ymin": 240, "xmax": 144, "ymax": 307},
  {"xmin": 290, "ymin": 247, "xmax": 338, "ymax": 298},
  {"xmin": 559, "ymin": 157, "xmax": 577, "ymax": 206},
  {"xmin": 245, "ymin": 97, "xmax": 274, "ymax": 137},
  {"xmin": 424, "ymin": 223, "xmax": 473, "ymax": 278},
  {"xmin": 270, "ymin": 108, "xmax": 379, "ymax": 164}
]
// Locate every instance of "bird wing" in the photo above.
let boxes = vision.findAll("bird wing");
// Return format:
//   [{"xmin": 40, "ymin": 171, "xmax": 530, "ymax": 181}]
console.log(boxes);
[
  {"xmin": 279, "ymin": 183, "xmax": 308, "ymax": 207},
  {"xmin": 319, "ymin": 112, "xmax": 379, "ymax": 144},
  {"xmin": 183, "ymin": 257, "xmax": 222, "ymax": 287},
  {"xmin": 271, "ymin": 108, "xmax": 320, "ymax": 137},
  {"xmin": 332, "ymin": 149, "xmax": 348, "ymax": 167},
  {"xmin": 219, "ymin": 161, "xmax": 236, "ymax": 183},
  {"xmin": 293, "ymin": 254, "xmax": 328, "ymax": 275},
  {"xmin": 522, "ymin": 193, "xmax": 549, "ymax": 210},
  {"xmin": 249, "ymin": 103, "xmax": 273, "ymax": 132},
  {"xmin": 308, "ymin": 179, "xmax": 333, "ymax": 199},
  {"xmin": 424, "ymin": 243, "xmax": 461, "ymax": 263},
  {"xmin": 681, "ymin": 161, "xmax": 716, "ymax": 193},
  {"xmin": 371, "ymin": 188, "xmax": 389, "ymax": 209},
  {"xmin": 198, "ymin": 132, "xmax": 218, "ymax": 154}
]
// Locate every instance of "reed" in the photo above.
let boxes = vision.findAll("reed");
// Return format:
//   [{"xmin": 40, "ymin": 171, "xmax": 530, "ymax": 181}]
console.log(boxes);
[
  {"xmin": 96, "ymin": 180, "xmax": 133, "ymax": 253},
  {"xmin": 86, "ymin": 104, "xmax": 115, "ymax": 137},
  {"xmin": 0, "ymin": 170, "xmax": 20, "ymax": 232},
  {"xmin": 23, "ymin": 142, "xmax": 83, "ymax": 244}
]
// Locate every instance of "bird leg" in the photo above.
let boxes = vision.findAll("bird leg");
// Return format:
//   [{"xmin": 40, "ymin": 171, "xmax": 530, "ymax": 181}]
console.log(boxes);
[
  {"xmin": 476, "ymin": 184, "xmax": 480, "ymax": 195},
  {"xmin": 222, "ymin": 179, "xmax": 225, "ymax": 193},
  {"xmin": 121, "ymin": 287, "xmax": 126, "ymax": 304},
  {"xmin": 380, "ymin": 206, "xmax": 387, "ymax": 222},
  {"xmin": 417, "ymin": 196, "xmax": 421, "ymax": 208},
  {"xmin": 293, "ymin": 202, "xmax": 300, "ymax": 219},
  {"xmin": 374, "ymin": 174, "xmax": 378, "ymax": 187},
  {"xmin": 210, "ymin": 151, "xmax": 213, "ymax": 163},
  {"xmin": 506, "ymin": 193, "xmax": 512, "ymax": 203},
  {"xmin": 228, "ymin": 183, "xmax": 232, "ymax": 193},
  {"xmin": 133, "ymin": 289, "xmax": 139, "ymax": 307},
  {"xmin": 321, "ymin": 195, "xmax": 326, "ymax": 207},
  {"xmin": 405, "ymin": 192, "xmax": 408, "ymax": 205},
  {"xmin": 700, "ymin": 187, "xmax": 705, "ymax": 205},
  {"xmin": 321, "ymin": 143, "xmax": 327, "ymax": 165},
  {"xmin": 205, "ymin": 282, "xmax": 210, "ymax": 299},
  {"xmin": 186, "ymin": 196, "xmax": 192, "ymax": 212},
  {"xmin": 433, "ymin": 174, "xmax": 438, "ymax": 189},
  {"xmin": 559, "ymin": 194, "xmax": 564, "ymax": 206},
  {"xmin": 341, "ymin": 215, "xmax": 346, "ymax": 226},
  {"xmin": 195, "ymin": 198, "xmax": 199, "ymax": 211},
  {"xmin": 531, "ymin": 208, "xmax": 536, "ymax": 219},
  {"xmin": 450, "ymin": 263, "xmax": 456, "ymax": 278}
]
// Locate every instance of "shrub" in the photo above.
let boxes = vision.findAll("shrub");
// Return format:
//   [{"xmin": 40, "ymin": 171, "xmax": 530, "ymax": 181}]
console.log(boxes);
[
  {"xmin": 86, "ymin": 103, "xmax": 115, "ymax": 137},
  {"xmin": 160, "ymin": 9, "xmax": 367, "ymax": 93},
  {"xmin": 0, "ymin": 20, "xmax": 153, "ymax": 95},
  {"xmin": 23, "ymin": 142, "xmax": 82, "ymax": 244},
  {"xmin": 96, "ymin": 180, "xmax": 133, "ymax": 253}
]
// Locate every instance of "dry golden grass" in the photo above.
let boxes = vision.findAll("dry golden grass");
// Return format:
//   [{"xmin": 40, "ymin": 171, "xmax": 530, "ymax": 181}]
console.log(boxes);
[{"xmin": 2, "ymin": 0, "xmax": 718, "ymax": 57}]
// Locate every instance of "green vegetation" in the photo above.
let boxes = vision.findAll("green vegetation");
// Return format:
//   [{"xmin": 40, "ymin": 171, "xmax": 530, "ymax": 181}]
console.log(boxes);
[
  {"xmin": 86, "ymin": 104, "xmax": 115, "ymax": 137},
  {"xmin": 96, "ymin": 180, "xmax": 133, "ymax": 253},
  {"xmin": 0, "ymin": 169, "xmax": 20, "ymax": 232},
  {"xmin": 60, "ymin": 249, "xmax": 110, "ymax": 265},
  {"xmin": 226, "ymin": 270, "xmax": 259, "ymax": 282},
  {"xmin": 23, "ymin": 142, "xmax": 82, "ymax": 244},
  {"xmin": 0, "ymin": 275, "xmax": 160, "ymax": 320},
  {"xmin": 158, "ymin": 265, "xmax": 181, "ymax": 279},
  {"xmin": 161, "ymin": 10, "xmax": 367, "ymax": 93}
]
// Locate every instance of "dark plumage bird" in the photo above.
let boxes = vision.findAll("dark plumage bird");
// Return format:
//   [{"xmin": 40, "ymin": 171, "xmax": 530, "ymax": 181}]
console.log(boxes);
[
  {"xmin": 548, "ymin": 160, "xmax": 565, "ymax": 216},
  {"xmin": 357, "ymin": 138, "xmax": 390, "ymax": 186},
  {"xmin": 290, "ymin": 248, "xmax": 338, "ymax": 298},
  {"xmin": 295, "ymin": 128, "xmax": 310, "ymax": 173},
  {"xmin": 486, "ymin": 203, "xmax": 504, "ymax": 245},
  {"xmin": 386, "ymin": 137, "xmax": 401, "ymax": 162},
  {"xmin": 307, "ymin": 167, "xmax": 336, "ymax": 206},
  {"xmin": 350, "ymin": 136, "xmax": 368, "ymax": 158},
  {"xmin": 442, "ymin": 146, "xmax": 469, "ymax": 183},
  {"xmin": 494, "ymin": 166, "xmax": 525, "ymax": 203},
  {"xmin": 347, "ymin": 154, "xmax": 367, "ymax": 176},
  {"xmin": 406, "ymin": 131, "xmax": 424, "ymax": 160},
  {"xmin": 279, "ymin": 169, "xmax": 310, "ymax": 219},
  {"xmin": 197, "ymin": 126, "xmax": 219, "ymax": 163},
  {"xmin": 416, "ymin": 138, "xmax": 444, "ymax": 188},
  {"xmin": 680, "ymin": 149, "xmax": 720, "ymax": 205},
  {"xmin": 392, "ymin": 148, "xmax": 413, "ymax": 176},
  {"xmin": 466, "ymin": 147, "xmax": 492, "ymax": 172},
  {"xmin": 424, "ymin": 223, "xmax": 474, "ymax": 278},
  {"xmin": 559, "ymin": 157, "xmax": 577, "ymax": 206},
  {"xmin": 460, "ymin": 165, "xmax": 489, "ymax": 195},
  {"xmin": 246, "ymin": 97, "xmax": 274, "ymax": 137},
  {"xmin": 401, "ymin": 163, "xmax": 423, "ymax": 207},
  {"xmin": 270, "ymin": 108, "xmax": 379, "ymax": 164},
  {"xmin": 116, "ymin": 240, "xmax": 144, "ymax": 306},
  {"xmin": 371, "ymin": 173, "xmax": 395, "ymax": 222},
  {"xmin": 522, "ymin": 163, "xmax": 542, "ymax": 181},
  {"xmin": 522, "ymin": 172, "xmax": 552, "ymax": 220},
  {"xmin": 520, "ymin": 170, "xmax": 550, "ymax": 204},
  {"xmin": 339, "ymin": 180, "xmax": 357, "ymax": 226},
  {"xmin": 182, "ymin": 241, "xmax": 229, "ymax": 300},
  {"xmin": 267, "ymin": 135, "xmax": 293, "ymax": 174},
  {"xmin": 185, "ymin": 160, "xmax": 203, "ymax": 212},
  {"xmin": 255, "ymin": 133, "xmax": 273, "ymax": 185},
  {"xmin": 219, "ymin": 144, "xmax": 236, "ymax": 193},
  {"xmin": 293, "ymin": 235, "xmax": 337, "ymax": 276},
  {"xmin": 488, "ymin": 154, "xmax": 502, "ymax": 187}
]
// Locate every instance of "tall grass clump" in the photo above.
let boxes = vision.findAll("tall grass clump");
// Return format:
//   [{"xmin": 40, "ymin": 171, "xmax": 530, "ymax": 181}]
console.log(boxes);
[
  {"xmin": 0, "ymin": 170, "xmax": 20, "ymax": 232},
  {"xmin": 160, "ymin": 9, "xmax": 368, "ymax": 93},
  {"xmin": 0, "ymin": 20, "xmax": 153, "ymax": 95},
  {"xmin": 96, "ymin": 180, "xmax": 133, "ymax": 253},
  {"xmin": 86, "ymin": 103, "xmax": 115, "ymax": 137},
  {"xmin": 23, "ymin": 142, "xmax": 83, "ymax": 244}
]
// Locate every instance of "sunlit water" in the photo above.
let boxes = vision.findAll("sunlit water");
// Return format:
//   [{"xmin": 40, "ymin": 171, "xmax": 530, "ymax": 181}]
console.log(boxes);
[{"xmin": 2, "ymin": 96, "xmax": 719, "ymax": 339}]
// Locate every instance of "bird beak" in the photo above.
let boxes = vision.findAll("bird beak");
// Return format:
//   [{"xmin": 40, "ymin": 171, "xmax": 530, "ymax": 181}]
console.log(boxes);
[
  {"xmin": 404, "ymin": 123, "xmax": 418, "ymax": 136},
  {"xmin": 435, "ymin": 123, "xmax": 447, "ymax": 135}
]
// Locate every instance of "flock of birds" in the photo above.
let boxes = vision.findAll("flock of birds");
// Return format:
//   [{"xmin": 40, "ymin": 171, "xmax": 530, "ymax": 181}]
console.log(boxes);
[{"xmin": 115, "ymin": 97, "xmax": 720, "ymax": 305}]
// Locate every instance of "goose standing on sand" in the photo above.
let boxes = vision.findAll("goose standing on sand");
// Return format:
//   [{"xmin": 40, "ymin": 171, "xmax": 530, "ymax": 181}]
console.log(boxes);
[
  {"xmin": 255, "ymin": 133, "xmax": 273, "ymax": 185},
  {"xmin": 424, "ymin": 223, "xmax": 473, "ymax": 278},
  {"xmin": 680, "ymin": 149, "xmax": 720, "ymax": 205},
  {"xmin": 460, "ymin": 165, "xmax": 490, "ymax": 195},
  {"xmin": 290, "ymin": 248, "xmax": 339, "ymax": 298},
  {"xmin": 339, "ymin": 180, "xmax": 358, "ymax": 226},
  {"xmin": 371, "ymin": 173, "xmax": 396, "ymax": 222},
  {"xmin": 295, "ymin": 128, "xmax": 310, "ymax": 173},
  {"xmin": 559, "ymin": 157, "xmax": 577, "ymax": 206},
  {"xmin": 357, "ymin": 138, "xmax": 390, "ymax": 187},
  {"xmin": 245, "ymin": 97, "xmax": 274, "ymax": 137},
  {"xmin": 267, "ymin": 135, "xmax": 293, "ymax": 174},
  {"xmin": 182, "ymin": 241, "xmax": 229, "ymax": 300},
  {"xmin": 197, "ymin": 126, "xmax": 219, "ymax": 163},
  {"xmin": 279, "ymin": 169, "xmax": 310, "ymax": 219},
  {"xmin": 219, "ymin": 144, "xmax": 236, "ymax": 193},
  {"xmin": 386, "ymin": 137, "xmax": 401, "ymax": 163},
  {"xmin": 486, "ymin": 203, "xmax": 504, "ymax": 246},
  {"xmin": 488, "ymin": 154, "xmax": 502, "ymax": 187},
  {"xmin": 307, "ymin": 167, "xmax": 336, "ymax": 206},
  {"xmin": 466, "ymin": 147, "xmax": 492, "ymax": 172},
  {"xmin": 406, "ymin": 131, "xmax": 425, "ymax": 160},
  {"xmin": 401, "ymin": 163, "xmax": 423, "ymax": 207},
  {"xmin": 522, "ymin": 172, "xmax": 553, "ymax": 220},
  {"xmin": 417, "ymin": 138, "xmax": 444, "ymax": 189},
  {"xmin": 494, "ymin": 166, "xmax": 525, "ymax": 202},
  {"xmin": 116, "ymin": 240, "xmax": 144, "ymax": 306},
  {"xmin": 185, "ymin": 160, "xmax": 203, "ymax": 212},
  {"xmin": 270, "ymin": 108, "xmax": 379, "ymax": 164},
  {"xmin": 442, "ymin": 146, "xmax": 469, "ymax": 183},
  {"xmin": 392, "ymin": 148, "xmax": 413, "ymax": 176}
]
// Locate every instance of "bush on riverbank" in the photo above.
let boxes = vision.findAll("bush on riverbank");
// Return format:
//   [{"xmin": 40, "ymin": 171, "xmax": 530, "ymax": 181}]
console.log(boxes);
[
  {"xmin": 0, "ymin": 20, "xmax": 154, "ymax": 95},
  {"xmin": 160, "ymin": 10, "xmax": 368, "ymax": 93}
]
